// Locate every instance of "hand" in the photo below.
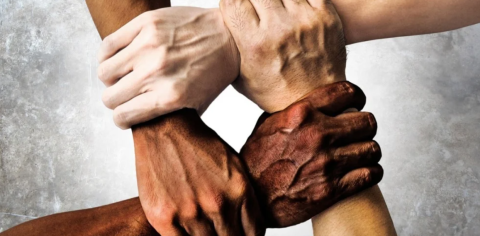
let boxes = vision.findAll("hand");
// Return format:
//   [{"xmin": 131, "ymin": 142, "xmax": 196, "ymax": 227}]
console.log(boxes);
[
  {"xmin": 132, "ymin": 109, "xmax": 264, "ymax": 236},
  {"xmin": 220, "ymin": 0, "xmax": 347, "ymax": 112},
  {"xmin": 241, "ymin": 82, "xmax": 383, "ymax": 227},
  {"xmin": 98, "ymin": 7, "xmax": 239, "ymax": 129}
]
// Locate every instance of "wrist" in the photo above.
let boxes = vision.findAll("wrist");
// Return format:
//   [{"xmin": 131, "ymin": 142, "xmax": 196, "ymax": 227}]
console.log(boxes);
[
  {"xmin": 261, "ymin": 72, "xmax": 347, "ymax": 113},
  {"xmin": 93, "ymin": 198, "xmax": 157, "ymax": 235},
  {"xmin": 211, "ymin": 8, "xmax": 241, "ymax": 82}
]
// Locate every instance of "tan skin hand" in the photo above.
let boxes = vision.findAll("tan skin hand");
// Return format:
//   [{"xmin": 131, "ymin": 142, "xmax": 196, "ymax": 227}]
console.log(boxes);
[
  {"xmin": 220, "ymin": 0, "xmax": 347, "ymax": 113},
  {"xmin": 220, "ymin": 0, "xmax": 396, "ymax": 235}
]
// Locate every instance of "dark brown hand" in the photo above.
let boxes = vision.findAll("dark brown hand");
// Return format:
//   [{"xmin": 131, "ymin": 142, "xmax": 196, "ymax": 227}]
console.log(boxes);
[{"xmin": 241, "ymin": 82, "xmax": 383, "ymax": 227}]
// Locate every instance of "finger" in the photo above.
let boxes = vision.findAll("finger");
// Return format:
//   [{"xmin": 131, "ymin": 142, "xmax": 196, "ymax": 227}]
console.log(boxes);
[
  {"xmin": 210, "ymin": 204, "xmax": 244, "ymax": 236},
  {"xmin": 181, "ymin": 217, "xmax": 217, "ymax": 236},
  {"xmin": 249, "ymin": 0, "xmax": 286, "ymax": 20},
  {"xmin": 98, "ymin": 11, "xmax": 150, "ymax": 63},
  {"xmin": 220, "ymin": 0, "xmax": 259, "ymax": 39},
  {"xmin": 101, "ymin": 70, "xmax": 145, "ymax": 110},
  {"xmin": 97, "ymin": 41, "xmax": 141, "ymax": 86},
  {"xmin": 113, "ymin": 92, "xmax": 179, "ymax": 129},
  {"xmin": 301, "ymin": 81, "xmax": 366, "ymax": 116},
  {"xmin": 282, "ymin": 0, "xmax": 309, "ymax": 12},
  {"xmin": 159, "ymin": 225, "xmax": 189, "ymax": 236},
  {"xmin": 329, "ymin": 112, "xmax": 377, "ymax": 145},
  {"xmin": 153, "ymin": 219, "xmax": 189, "ymax": 236},
  {"xmin": 337, "ymin": 164, "xmax": 384, "ymax": 199},
  {"xmin": 332, "ymin": 141, "xmax": 382, "ymax": 171},
  {"xmin": 306, "ymin": 0, "xmax": 331, "ymax": 10},
  {"xmin": 240, "ymin": 190, "xmax": 266, "ymax": 236}
]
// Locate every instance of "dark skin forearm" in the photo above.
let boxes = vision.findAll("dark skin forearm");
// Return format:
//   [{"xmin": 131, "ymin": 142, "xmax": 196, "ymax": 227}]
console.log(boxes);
[
  {"xmin": 86, "ymin": 0, "xmax": 170, "ymax": 39},
  {"xmin": 1, "ymin": 198, "xmax": 159, "ymax": 236}
]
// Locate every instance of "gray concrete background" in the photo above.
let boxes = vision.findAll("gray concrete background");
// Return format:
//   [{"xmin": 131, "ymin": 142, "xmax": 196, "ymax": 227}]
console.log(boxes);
[{"xmin": 0, "ymin": 0, "xmax": 479, "ymax": 235}]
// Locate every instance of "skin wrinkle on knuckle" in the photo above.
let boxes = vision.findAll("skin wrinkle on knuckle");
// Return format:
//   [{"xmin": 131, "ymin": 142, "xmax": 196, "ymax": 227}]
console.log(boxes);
[
  {"xmin": 366, "ymin": 113, "xmax": 377, "ymax": 131},
  {"xmin": 180, "ymin": 202, "xmax": 199, "ymax": 221},
  {"xmin": 340, "ymin": 81, "xmax": 355, "ymax": 94},
  {"xmin": 101, "ymin": 35, "xmax": 115, "ymax": 55},
  {"xmin": 113, "ymin": 108, "xmax": 129, "ymax": 129},
  {"xmin": 101, "ymin": 89, "xmax": 114, "ymax": 109},
  {"xmin": 97, "ymin": 64, "xmax": 109, "ymax": 83}
]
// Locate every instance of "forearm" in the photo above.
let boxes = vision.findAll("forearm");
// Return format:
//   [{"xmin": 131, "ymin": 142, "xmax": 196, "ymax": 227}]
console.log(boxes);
[
  {"xmin": 335, "ymin": 0, "xmax": 480, "ymax": 44},
  {"xmin": 312, "ymin": 186, "xmax": 396, "ymax": 236},
  {"xmin": 1, "ymin": 198, "xmax": 158, "ymax": 236},
  {"xmin": 85, "ymin": 0, "xmax": 171, "ymax": 39}
]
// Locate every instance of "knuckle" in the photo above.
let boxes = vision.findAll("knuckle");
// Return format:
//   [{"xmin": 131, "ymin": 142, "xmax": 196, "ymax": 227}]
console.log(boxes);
[
  {"xmin": 204, "ymin": 192, "xmax": 227, "ymax": 215},
  {"xmin": 144, "ymin": 29, "xmax": 162, "ymax": 48},
  {"xmin": 286, "ymin": 101, "xmax": 311, "ymax": 123},
  {"xmin": 97, "ymin": 64, "xmax": 110, "ymax": 84},
  {"xmin": 101, "ymin": 89, "xmax": 115, "ymax": 109},
  {"xmin": 365, "ymin": 113, "xmax": 377, "ymax": 130},
  {"xmin": 101, "ymin": 36, "xmax": 115, "ymax": 52},
  {"xmin": 113, "ymin": 108, "xmax": 129, "ymax": 130},
  {"xmin": 143, "ymin": 200, "xmax": 178, "ymax": 229},
  {"xmin": 180, "ymin": 202, "xmax": 199, "ymax": 220},
  {"xmin": 360, "ymin": 168, "xmax": 373, "ymax": 184},
  {"xmin": 148, "ymin": 46, "xmax": 169, "ymax": 73},
  {"xmin": 230, "ymin": 172, "xmax": 249, "ymax": 199},
  {"xmin": 154, "ymin": 208, "xmax": 177, "ymax": 227},
  {"xmin": 161, "ymin": 87, "xmax": 183, "ymax": 109},
  {"xmin": 139, "ymin": 11, "xmax": 156, "ymax": 25},
  {"xmin": 369, "ymin": 141, "xmax": 381, "ymax": 155},
  {"xmin": 366, "ymin": 141, "xmax": 382, "ymax": 163},
  {"xmin": 339, "ymin": 81, "xmax": 356, "ymax": 94}
]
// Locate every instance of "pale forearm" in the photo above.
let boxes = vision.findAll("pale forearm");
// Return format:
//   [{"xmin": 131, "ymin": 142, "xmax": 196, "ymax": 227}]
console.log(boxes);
[
  {"xmin": 335, "ymin": 0, "xmax": 480, "ymax": 44},
  {"xmin": 312, "ymin": 186, "xmax": 396, "ymax": 236}
]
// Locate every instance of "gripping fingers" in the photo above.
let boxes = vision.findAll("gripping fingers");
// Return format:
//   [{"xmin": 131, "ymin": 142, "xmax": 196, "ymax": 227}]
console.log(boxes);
[
  {"xmin": 337, "ymin": 165, "xmax": 384, "ymax": 199},
  {"xmin": 101, "ymin": 70, "xmax": 145, "ymax": 110},
  {"xmin": 112, "ymin": 92, "xmax": 179, "ymax": 129},
  {"xmin": 330, "ymin": 112, "xmax": 378, "ymax": 145},
  {"xmin": 332, "ymin": 141, "xmax": 382, "ymax": 172},
  {"xmin": 181, "ymin": 216, "xmax": 217, "ymax": 236},
  {"xmin": 97, "ymin": 39, "xmax": 143, "ymax": 86},
  {"xmin": 302, "ymin": 81, "xmax": 367, "ymax": 116},
  {"xmin": 240, "ymin": 190, "xmax": 265, "ymax": 236},
  {"xmin": 98, "ymin": 11, "xmax": 150, "ymax": 63},
  {"xmin": 220, "ymin": 0, "xmax": 259, "ymax": 39}
]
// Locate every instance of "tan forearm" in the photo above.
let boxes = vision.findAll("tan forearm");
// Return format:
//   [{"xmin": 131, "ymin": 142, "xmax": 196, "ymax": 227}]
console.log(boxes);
[{"xmin": 334, "ymin": 0, "xmax": 480, "ymax": 44}]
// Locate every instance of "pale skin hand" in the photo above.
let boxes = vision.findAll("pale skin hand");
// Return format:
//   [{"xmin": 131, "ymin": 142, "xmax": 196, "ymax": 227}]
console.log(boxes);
[
  {"xmin": 97, "ymin": 7, "xmax": 239, "ymax": 129},
  {"xmin": 88, "ymin": 1, "xmax": 265, "ymax": 236},
  {"xmin": 219, "ymin": 0, "xmax": 396, "ymax": 236},
  {"xmin": 95, "ymin": 0, "xmax": 480, "ymax": 128}
]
